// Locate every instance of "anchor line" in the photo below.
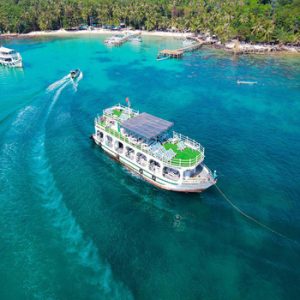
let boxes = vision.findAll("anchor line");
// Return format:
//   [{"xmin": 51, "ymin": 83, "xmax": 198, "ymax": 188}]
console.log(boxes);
[{"xmin": 215, "ymin": 184, "xmax": 299, "ymax": 245}]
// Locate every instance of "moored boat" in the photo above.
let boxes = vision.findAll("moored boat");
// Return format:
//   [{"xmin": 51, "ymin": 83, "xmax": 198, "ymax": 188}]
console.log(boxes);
[
  {"xmin": 92, "ymin": 103, "xmax": 217, "ymax": 192},
  {"xmin": 0, "ymin": 46, "xmax": 22, "ymax": 68}
]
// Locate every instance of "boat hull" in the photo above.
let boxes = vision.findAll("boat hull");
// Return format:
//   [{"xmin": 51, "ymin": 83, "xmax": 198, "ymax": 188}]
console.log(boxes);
[{"xmin": 92, "ymin": 135, "xmax": 215, "ymax": 193}]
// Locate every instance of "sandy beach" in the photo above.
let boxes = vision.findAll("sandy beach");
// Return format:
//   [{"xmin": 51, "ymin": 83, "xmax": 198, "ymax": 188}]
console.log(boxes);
[{"xmin": 22, "ymin": 28, "xmax": 191, "ymax": 38}]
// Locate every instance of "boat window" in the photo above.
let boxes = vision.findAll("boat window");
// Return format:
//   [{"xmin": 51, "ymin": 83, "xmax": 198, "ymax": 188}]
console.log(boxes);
[
  {"xmin": 136, "ymin": 152, "xmax": 147, "ymax": 166},
  {"xmin": 163, "ymin": 167, "xmax": 180, "ymax": 181},
  {"xmin": 183, "ymin": 164, "xmax": 203, "ymax": 178},
  {"xmin": 115, "ymin": 141, "xmax": 124, "ymax": 154},
  {"xmin": 125, "ymin": 146, "xmax": 135, "ymax": 160},
  {"xmin": 149, "ymin": 159, "xmax": 161, "ymax": 173},
  {"xmin": 97, "ymin": 130, "xmax": 103, "ymax": 139},
  {"xmin": 106, "ymin": 135, "xmax": 113, "ymax": 148}
]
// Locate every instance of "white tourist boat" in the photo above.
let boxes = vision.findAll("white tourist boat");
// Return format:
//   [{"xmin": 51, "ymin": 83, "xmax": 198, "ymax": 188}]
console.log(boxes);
[
  {"xmin": 0, "ymin": 46, "xmax": 22, "ymax": 68},
  {"xmin": 92, "ymin": 103, "xmax": 217, "ymax": 192}
]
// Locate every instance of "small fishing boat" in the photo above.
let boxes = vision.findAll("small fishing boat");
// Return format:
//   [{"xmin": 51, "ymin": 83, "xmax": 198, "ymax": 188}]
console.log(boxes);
[
  {"xmin": 237, "ymin": 80, "xmax": 257, "ymax": 85},
  {"xmin": 70, "ymin": 69, "xmax": 80, "ymax": 79},
  {"xmin": 0, "ymin": 46, "xmax": 22, "ymax": 68}
]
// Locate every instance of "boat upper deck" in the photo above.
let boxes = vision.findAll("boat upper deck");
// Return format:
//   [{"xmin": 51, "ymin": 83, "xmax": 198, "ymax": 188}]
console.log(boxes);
[
  {"xmin": 0, "ymin": 46, "xmax": 18, "ymax": 57},
  {"xmin": 96, "ymin": 104, "xmax": 205, "ymax": 168}
]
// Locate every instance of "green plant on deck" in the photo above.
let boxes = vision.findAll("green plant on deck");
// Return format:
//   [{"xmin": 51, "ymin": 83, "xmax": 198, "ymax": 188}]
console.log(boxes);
[{"xmin": 163, "ymin": 142, "xmax": 200, "ymax": 161}]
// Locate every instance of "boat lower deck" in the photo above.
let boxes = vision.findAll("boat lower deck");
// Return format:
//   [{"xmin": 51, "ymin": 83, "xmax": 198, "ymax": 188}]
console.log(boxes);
[{"xmin": 92, "ymin": 134, "xmax": 215, "ymax": 192}]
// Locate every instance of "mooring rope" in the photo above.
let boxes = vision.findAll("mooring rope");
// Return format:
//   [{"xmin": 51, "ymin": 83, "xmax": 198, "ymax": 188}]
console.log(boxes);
[{"xmin": 215, "ymin": 184, "xmax": 299, "ymax": 245}]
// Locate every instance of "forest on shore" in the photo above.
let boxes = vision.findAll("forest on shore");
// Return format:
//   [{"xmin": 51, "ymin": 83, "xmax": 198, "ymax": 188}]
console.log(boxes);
[{"xmin": 0, "ymin": 0, "xmax": 299, "ymax": 44}]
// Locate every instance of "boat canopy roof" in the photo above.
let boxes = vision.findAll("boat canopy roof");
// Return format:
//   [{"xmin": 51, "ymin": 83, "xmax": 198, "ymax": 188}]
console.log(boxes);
[
  {"xmin": 122, "ymin": 112, "xmax": 173, "ymax": 140},
  {"xmin": 0, "ymin": 46, "xmax": 15, "ymax": 53}
]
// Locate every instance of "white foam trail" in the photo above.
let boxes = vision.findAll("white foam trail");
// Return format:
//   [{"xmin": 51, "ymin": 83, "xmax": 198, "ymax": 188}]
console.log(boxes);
[
  {"xmin": 0, "ymin": 105, "xmax": 36, "ymax": 185},
  {"xmin": 11, "ymin": 105, "xmax": 35, "ymax": 128},
  {"xmin": 0, "ymin": 105, "xmax": 56, "ymax": 299},
  {"xmin": 47, "ymin": 80, "xmax": 70, "ymax": 115},
  {"xmin": 28, "ymin": 76, "xmax": 132, "ymax": 298},
  {"xmin": 46, "ymin": 75, "xmax": 70, "ymax": 92},
  {"xmin": 30, "ymin": 135, "xmax": 133, "ymax": 299}
]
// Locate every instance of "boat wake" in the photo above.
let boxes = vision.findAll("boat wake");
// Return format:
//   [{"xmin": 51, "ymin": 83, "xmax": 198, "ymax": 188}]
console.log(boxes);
[
  {"xmin": 46, "ymin": 71, "xmax": 83, "ymax": 93},
  {"xmin": 28, "ymin": 76, "xmax": 133, "ymax": 299},
  {"xmin": 0, "ymin": 105, "xmax": 37, "ymax": 189},
  {"xmin": 30, "ymin": 134, "xmax": 133, "ymax": 299},
  {"xmin": 0, "ymin": 74, "xmax": 132, "ymax": 298},
  {"xmin": 46, "ymin": 75, "xmax": 70, "ymax": 92}
]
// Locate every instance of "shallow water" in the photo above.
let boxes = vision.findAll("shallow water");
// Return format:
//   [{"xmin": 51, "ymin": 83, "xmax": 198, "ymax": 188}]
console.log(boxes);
[{"xmin": 0, "ymin": 35, "xmax": 299, "ymax": 300}]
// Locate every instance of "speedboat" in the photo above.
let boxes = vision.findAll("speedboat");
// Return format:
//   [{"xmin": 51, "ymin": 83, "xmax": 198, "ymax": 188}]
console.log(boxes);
[
  {"xmin": 70, "ymin": 69, "xmax": 80, "ymax": 79},
  {"xmin": 0, "ymin": 46, "xmax": 23, "ymax": 68}
]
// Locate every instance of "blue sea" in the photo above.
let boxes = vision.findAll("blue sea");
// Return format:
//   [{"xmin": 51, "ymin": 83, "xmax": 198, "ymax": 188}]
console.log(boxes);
[{"xmin": 0, "ymin": 34, "xmax": 299, "ymax": 300}]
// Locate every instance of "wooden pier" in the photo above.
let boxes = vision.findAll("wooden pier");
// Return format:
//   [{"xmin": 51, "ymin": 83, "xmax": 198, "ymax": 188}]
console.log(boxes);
[
  {"xmin": 105, "ymin": 32, "xmax": 141, "ymax": 46},
  {"xmin": 157, "ymin": 37, "xmax": 206, "ymax": 59}
]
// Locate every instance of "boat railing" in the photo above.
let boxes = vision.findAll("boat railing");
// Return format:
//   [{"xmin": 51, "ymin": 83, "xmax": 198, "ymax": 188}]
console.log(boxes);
[
  {"xmin": 103, "ymin": 104, "xmax": 139, "ymax": 119},
  {"xmin": 182, "ymin": 164, "xmax": 215, "ymax": 184},
  {"xmin": 0, "ymin": 51, "xmax": 15, "ymax": 56},
  {"xmin": 183, "ymin": 177, "xmax": 212, "ymax": 184},
  {"xmin": 96, "ymin": 121, "xmax": 203, "ymax": 167},
  {"xmin": 173, "ymin": 131, "xmax": 205, "ymax": 154},
  {"xmin": 169, "ymin": 154, "xmax": 203, "ymax": 167}
]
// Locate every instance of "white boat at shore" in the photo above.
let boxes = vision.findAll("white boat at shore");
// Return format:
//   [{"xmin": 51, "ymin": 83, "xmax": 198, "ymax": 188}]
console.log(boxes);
[
  {"xmin": 92, "ymin": 103, "xmax": 217, "ymax": 192},
  {"xmin": 0, "ymin": 46, "xmax": 22, "ymax": 68}
]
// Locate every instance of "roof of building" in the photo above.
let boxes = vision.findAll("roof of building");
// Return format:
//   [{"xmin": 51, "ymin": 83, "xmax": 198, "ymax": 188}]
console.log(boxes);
[{"xmin": 122, "ymin": 112, "xmax": 173, "ymax": 139}]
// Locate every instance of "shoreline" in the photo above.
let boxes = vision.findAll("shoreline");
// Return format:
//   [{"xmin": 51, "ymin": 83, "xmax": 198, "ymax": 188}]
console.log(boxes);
[
  {"xmin": 1, "ymin": 28, "xmax": 299, "ymax": 56},
  {"xmin": 5, "ymin": 28, "xmax": 192, "ymax": 38}
]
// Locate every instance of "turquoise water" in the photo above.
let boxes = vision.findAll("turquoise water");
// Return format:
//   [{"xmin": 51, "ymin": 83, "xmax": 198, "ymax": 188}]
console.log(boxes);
[{"xmin": 0, "ymin": 35, "xmax": 300, "ymax": 300}]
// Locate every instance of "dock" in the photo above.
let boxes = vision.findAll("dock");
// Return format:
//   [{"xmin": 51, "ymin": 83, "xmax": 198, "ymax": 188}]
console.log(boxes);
[
  {"xmin": 105, "ymin": 32, "xmax": 141, "ymax": 46},
  {"xmin": 157, "ymin": 37, "xmax": 206, "ymax": 59}
]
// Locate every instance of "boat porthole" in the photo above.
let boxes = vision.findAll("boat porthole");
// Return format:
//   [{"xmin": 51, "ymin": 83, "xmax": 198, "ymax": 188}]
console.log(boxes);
[
  {"xmin": 139, "ymin": 169, "xmax": 143, "ymax": 174},
  {"xmin": 152, "ymin": 175, "xmax": 156, "ymax": 181}
]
